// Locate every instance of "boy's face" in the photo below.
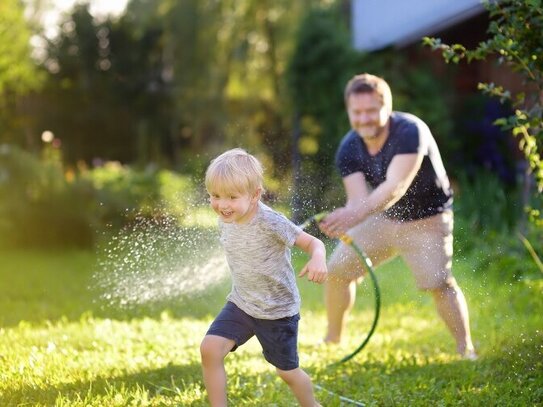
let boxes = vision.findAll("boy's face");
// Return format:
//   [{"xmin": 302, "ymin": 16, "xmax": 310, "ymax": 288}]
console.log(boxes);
[{"xmin": 208, "ymin": 188, "xmax": 260, "ymax": 224}]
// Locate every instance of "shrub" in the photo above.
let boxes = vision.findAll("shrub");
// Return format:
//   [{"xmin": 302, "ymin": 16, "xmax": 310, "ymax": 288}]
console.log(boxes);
[
  {"xmin": 453, "ymin": 171, "xmax": 542, "ymax": 280},
  {"xmin": 83, "ymin": 162, "xmax": 198, "ymax": 229},
  {"xmin": 0, "ymin": 144, "xmax": 95, "ymax": 248},
  {"xmin": 0, "ymin": 144, "xmax": 199, "ymax": 248}
]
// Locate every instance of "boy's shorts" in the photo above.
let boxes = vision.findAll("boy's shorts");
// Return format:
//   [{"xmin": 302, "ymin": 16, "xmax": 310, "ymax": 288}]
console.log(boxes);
[
  {"xmin": 206, "ymin": 301, "xmax": 300, "ymax": 371},
  {"xmin": 328, "ymin": 210, "xmax": 455, "ymax": 290}
]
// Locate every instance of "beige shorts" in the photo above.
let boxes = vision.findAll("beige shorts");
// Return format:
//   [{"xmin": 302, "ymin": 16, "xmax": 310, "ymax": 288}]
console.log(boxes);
[{"xmin": 328, "ymin": 210, "xmax": 455, "ymax": 290}]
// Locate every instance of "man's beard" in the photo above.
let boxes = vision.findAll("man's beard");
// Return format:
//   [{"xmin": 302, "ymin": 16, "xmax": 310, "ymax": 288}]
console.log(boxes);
[{"xmin": 356, "ymin": 122, "xmax": 386, "ymax": 139}]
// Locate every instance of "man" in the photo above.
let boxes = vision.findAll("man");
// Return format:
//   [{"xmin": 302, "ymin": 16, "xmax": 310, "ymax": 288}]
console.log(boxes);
[{"xmin": 319, "ymin": 73, "xmax": 476, "ymax": 359}]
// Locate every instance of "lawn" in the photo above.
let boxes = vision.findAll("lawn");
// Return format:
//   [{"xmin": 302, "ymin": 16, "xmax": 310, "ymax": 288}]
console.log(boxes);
[{"xmin": 1, "ymin": 239, "xmax": 542, "ymax": 406}]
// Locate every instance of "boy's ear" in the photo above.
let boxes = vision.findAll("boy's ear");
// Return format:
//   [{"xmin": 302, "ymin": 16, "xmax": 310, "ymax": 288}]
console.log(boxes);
[{"xmin": 252, "ymin": 187, "xmax": 262, "ymax": 202}]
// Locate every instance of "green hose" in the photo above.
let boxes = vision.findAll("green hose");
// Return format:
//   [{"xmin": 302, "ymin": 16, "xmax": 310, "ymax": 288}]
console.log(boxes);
[{"xmin": 300, "ymin": 212, "xmax": 381, "ymax": 364}]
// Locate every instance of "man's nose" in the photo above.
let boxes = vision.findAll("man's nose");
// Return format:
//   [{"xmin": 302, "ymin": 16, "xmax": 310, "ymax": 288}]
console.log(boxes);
[{"xmin": 358, "ymin": 112, "xmax": 372, "ymax": 123}]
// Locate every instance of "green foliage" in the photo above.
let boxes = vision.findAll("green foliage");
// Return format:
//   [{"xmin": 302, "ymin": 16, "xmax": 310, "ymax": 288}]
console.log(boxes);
[
  {"xmin": 423, "ymin": 0, "xmax": 543, "ymax": 221},
  {"xmin": 0, "ymin": 0, "xmax": 45, "ymax": 149},
  {"xmin": 453, "ymin": 171, "xmax": 542, "ymax": 280},
  {"xmin": 454, "ymin": 171, "xmax": 522, "ymax": 233},
  {"xmin": 455, "ymin": 218, "xmax": 543, "ymax": 281},
  {"xmin": 0, "ymin": 247, "xmax": 541, "ymax": 405},
  {"xmin": 31, "ymin": 3, "xmax": 173, "ymax": 164},
  {"xmin": 22, "ymin": 0, "xmax": 334, "ymax": 171},
  {"xmin": 0, "ymin": 0, "xmax": 43, "ymax": 94},
  {"xmin": 84, "ymin": 161, "xmax": 198, "ymax": 228},
  {"xmin": 0, "ymin": 144, "xmax": 199, "ymax": 248},
  {"xmin": 287, "ymin": 5, "xmax": 358, "ymax": 215},
  {"xmin": 0, "ymin": 144, "xmax": 95, "ymax": 248}
]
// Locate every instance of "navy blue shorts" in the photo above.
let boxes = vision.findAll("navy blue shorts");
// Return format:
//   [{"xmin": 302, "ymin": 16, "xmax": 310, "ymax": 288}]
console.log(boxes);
[{"xmin": 206, "ymin": 301, "xmax": 300, "ymax": 371}]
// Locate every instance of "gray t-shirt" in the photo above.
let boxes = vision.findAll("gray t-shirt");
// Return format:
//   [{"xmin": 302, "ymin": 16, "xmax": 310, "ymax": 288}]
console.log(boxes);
[{"xmin": 218, "ymin": 201, "xmax": 302, "ymax": 319}]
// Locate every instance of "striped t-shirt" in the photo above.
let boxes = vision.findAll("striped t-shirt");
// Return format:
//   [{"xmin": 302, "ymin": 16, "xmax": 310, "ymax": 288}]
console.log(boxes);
[{"xmin": 218, "ymin": 201, "xmax": 302, "ymax": 319}]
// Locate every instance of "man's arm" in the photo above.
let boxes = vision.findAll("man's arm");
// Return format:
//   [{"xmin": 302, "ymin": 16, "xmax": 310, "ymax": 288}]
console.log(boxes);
[{"xmin": 320, "ymin": 152, "xmax": 423, "ymax": 237}]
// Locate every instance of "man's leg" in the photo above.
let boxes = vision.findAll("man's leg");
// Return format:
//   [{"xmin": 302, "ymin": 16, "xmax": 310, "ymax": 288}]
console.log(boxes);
[
  {"xmin": 401, "ymin": 211, "xmax": 476, "ymax": 357},
  {"xmin": 430, "ymin": 280, "xmax": 476, "ymax": 357},
  {"xmin": 324, "ymin": 277, "xmax": 357, "ymax": 343},
  {"xmin": 324, "ymin": 215, "xmax": 394, "ymax": 343}
]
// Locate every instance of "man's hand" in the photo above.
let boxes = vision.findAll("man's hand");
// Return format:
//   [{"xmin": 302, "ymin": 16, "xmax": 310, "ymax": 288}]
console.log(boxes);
[{"xmin": 319, "ymin": 207, "xmax": 359, "ymax": 238}]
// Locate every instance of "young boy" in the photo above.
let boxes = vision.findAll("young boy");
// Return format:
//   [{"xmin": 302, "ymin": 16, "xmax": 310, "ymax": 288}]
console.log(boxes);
[{"xmin": 200, "ymin": 148, "xmax": 327, "ymax": 407}]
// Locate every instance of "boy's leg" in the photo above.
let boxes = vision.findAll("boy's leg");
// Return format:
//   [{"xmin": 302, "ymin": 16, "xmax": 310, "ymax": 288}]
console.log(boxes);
[
  {"xmin": 200, "ymin": 335, "xmax": 235, "ymax": 407},
  {"xmin": 254, "ymin": 314, "xmax": 321, "ymax": 405},
  {"xmin": 276, "ymin": 367, "xmax": 321, "ymax": 407},
  {"xmin": 201, "ymin": 302, "xmax": 255, "ymax": 406}
]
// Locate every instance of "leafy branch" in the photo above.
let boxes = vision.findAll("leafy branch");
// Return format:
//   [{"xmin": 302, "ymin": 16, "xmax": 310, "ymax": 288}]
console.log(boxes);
[{"xmin": 423, "ymin": 0, "xmax": 543, "ymax": 217}]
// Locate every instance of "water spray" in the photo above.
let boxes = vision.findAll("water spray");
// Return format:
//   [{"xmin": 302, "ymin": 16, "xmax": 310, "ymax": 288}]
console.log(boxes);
[{"xmin": 300, "ymin": 211, "xmax": 381, "ymax": 405}]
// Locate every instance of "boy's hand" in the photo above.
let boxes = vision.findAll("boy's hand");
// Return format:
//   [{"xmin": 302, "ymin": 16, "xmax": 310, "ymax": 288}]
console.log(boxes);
[{"xmin": 299, "ymin": 258, "xmax": 328, "ymax": 284}]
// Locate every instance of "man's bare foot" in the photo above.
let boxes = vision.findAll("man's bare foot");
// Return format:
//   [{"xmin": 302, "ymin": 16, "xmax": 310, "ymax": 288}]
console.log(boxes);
[{"xmin": 460, "ymin": 348, "xmax": 478, "ymax": 360}]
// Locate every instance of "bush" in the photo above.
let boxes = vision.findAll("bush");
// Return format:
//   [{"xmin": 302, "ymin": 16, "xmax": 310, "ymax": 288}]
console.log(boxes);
[
  {"xmin": 0, "ymin": 144, "xmax": 95, "ymax": 248},
  {"xmin": 453, "ymin": 170, "xmax": 542, "ymax": 280},
  {"xmin": 0, "ymin": 144, "xmax": 199, "ymax": 248},
  {"xmin": 454, "ymin": 171, "xmax": 522, "ymax": 234},
  {"xmin": 84, "ymin": 162, "xmax": 198, "ymax": 228}
]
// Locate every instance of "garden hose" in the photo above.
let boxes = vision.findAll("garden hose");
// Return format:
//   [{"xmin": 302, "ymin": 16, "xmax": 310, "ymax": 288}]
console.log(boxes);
[{"xmin": 299, "ymin": 212, "xmax": 381, "ymax": 364}]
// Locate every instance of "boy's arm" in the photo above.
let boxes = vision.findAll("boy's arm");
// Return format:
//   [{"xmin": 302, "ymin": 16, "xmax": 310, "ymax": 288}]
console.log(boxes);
[{"xmin": 294, "ymin": 231, "xmax": 327, "ymax": 284}]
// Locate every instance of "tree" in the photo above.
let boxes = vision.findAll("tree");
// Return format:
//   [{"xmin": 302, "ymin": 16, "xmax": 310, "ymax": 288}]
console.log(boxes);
[
  {"xmin": 0, "ymin": 0, "xmax": 42, "ymax": 94},
  {"xmin": 32, "ymin": 3, "xmax": 172, "ymax": 164},
  {"xmin": 0, "ymin": 0, "xmax": 43, "ymax": 147},
  {"xmin": 424, "ymin": 0, "xmax": 543, "ymax": 225},
  {"xmin": 287, "ymin": 6, "xmax": 356, "ymax": 218}
]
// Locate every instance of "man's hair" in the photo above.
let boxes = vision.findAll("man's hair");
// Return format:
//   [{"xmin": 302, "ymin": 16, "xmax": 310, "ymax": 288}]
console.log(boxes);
[
  {"xmin": 205, "ymin": 148, "xmax": 264, "ymax": 195},
  {"xmin": 344, "ymin": 73, "xmax": 393, "ymax": 112}
]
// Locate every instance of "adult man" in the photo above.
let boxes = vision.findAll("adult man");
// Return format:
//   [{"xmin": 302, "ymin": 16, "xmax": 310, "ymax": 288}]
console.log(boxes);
[{"xmin": 319, "ymin": 73, "xmax": 476, "ymax": 358}]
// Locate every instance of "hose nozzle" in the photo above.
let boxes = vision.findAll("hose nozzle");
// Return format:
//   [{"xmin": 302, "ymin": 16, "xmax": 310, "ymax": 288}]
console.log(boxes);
[{"xmin": 299, "ymin": 211, "xmax": 329, "ymax": 230}]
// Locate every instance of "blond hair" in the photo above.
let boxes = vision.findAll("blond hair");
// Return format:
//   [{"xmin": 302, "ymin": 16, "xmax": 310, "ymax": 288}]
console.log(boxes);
[
  {"xmin": 344, "ymin": 73, "xmax": 393, "ymax": 113},
  {"xmin": 205, "ymin": 148, "xmax": 264, "ymax": 195}
]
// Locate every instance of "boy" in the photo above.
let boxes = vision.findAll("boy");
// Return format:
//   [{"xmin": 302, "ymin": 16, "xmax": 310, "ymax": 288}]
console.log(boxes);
[{"xmin": 200, "ymin": 148, "xmax": 327, "ymax": 407}]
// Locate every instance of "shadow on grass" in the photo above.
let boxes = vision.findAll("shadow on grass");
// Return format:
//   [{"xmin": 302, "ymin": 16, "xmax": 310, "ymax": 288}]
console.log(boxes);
[
  {"xmin": 2, "ymin": 339, "xmax": 541, "ymax": 406},
  {"xmin": 311, "ymin": 339, "xmax": 543, "ymax": 405},
  {"xmin": 1, "ymin": 362, "xmax": 206, "ymax": 406}
]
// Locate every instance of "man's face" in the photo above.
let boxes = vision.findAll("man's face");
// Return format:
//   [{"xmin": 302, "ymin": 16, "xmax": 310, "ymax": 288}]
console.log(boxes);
[{"xmin": 346, "ymin": 92, "xmax": 390, "ymax": 140}]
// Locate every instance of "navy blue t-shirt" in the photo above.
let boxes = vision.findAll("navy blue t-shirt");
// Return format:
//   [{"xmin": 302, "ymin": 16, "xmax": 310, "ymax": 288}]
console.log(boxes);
[{"xmin": 336, "ymin": 111, "xmax": 453, "ymax": 221}]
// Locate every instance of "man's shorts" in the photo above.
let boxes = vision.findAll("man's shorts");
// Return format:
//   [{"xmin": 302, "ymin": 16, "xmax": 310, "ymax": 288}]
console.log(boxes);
[
  {"xmin": 206, "ymin": 301, "xmax": 300, "ymax": 371},
  {"xmin": 328, "ymin": 210, "xmax": 454, "ymax": 290}
]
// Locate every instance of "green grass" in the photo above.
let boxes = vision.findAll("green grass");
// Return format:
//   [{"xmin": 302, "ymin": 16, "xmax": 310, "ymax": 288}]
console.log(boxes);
[{"xmin": 1, "ymin": 245, "xmax": 542, "ymax": 406}]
